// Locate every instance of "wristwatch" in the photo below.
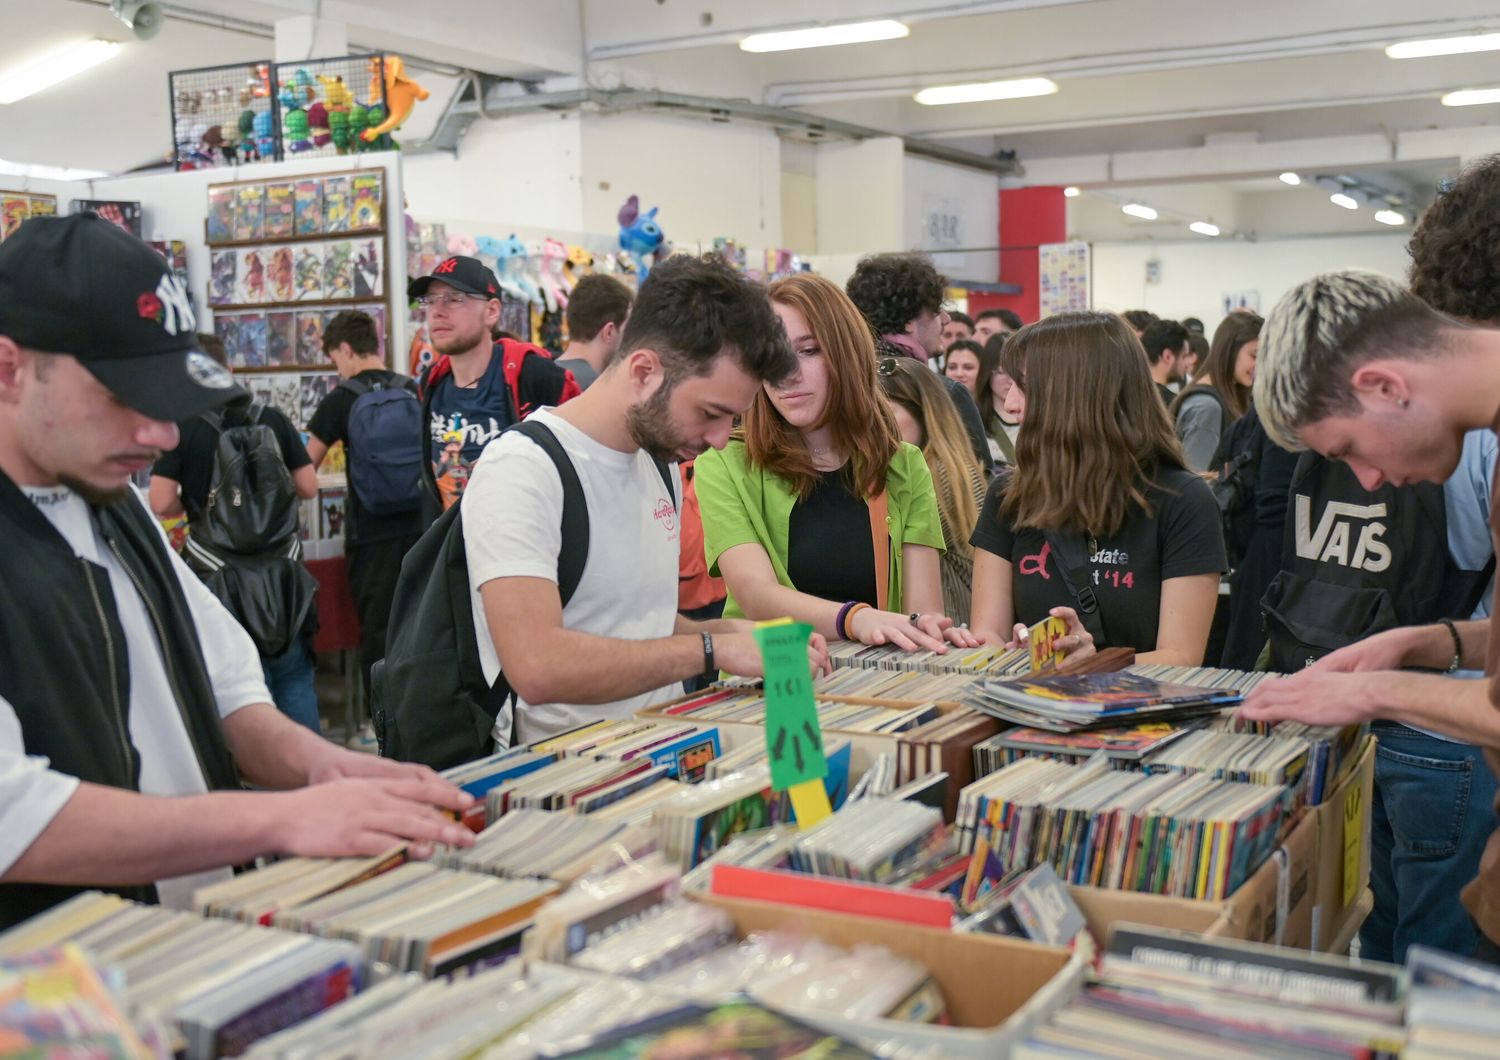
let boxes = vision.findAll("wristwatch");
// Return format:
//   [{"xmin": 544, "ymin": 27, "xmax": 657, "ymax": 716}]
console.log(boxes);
[{"xmin": 701, "ymin": 632, "xmax": 716, "ymax": 681}]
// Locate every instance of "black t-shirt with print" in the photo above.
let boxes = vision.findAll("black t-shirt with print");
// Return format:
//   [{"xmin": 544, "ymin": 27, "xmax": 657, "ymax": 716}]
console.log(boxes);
[
  {"xmin": 155, "ymin": 398, "xmax": 312, "ymax": 519},
  {"xmin": 970, "ymin": 466, "xmax": 1226, "ymax": 652},
  {"xmin": 788, "ymin": 466, "xmax": 878, "ymax": 606}
]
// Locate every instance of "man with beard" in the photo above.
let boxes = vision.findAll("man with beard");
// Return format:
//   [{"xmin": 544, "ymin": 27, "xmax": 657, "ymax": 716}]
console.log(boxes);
[
  {"xmin": 0, "ymin": 214, "xmax": 474, "ymax": 928},
  {"xmin": 461, "ymin": 254, "xmax": 827, "ymax": 743},
  {"xmin": 410, "ymin": 256, "xmax": 579, "ymax": 518}
]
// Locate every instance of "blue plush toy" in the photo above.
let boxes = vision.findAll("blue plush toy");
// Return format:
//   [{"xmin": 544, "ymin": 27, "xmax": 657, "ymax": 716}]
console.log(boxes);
[
  {"xmin": 477, "ymin": 234, "xmax": 541, "ymax": 303},
  {"xmin": 617, "ymin": 195, "xmax": 665, "ymax": 279}
]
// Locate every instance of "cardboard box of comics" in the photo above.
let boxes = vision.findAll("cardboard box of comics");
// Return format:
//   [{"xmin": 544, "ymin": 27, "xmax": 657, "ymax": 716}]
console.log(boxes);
[
  {"xmin": 690, "ymin": 892, "xmax": 1084, "ymax": 1059},
  {"xmin": 1312, "ymin": 735, "xmax": 1376, "ymax": 951},
  {"xmin": 1067, "ymin": 787, "xmax": 1320, "ymax": 951}
]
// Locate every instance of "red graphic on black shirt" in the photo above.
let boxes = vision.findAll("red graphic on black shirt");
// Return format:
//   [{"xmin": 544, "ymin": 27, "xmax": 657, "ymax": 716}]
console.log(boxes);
[{"xmin": 1019, "ymin": 540, "xmax": 1053, "ymax": 579}]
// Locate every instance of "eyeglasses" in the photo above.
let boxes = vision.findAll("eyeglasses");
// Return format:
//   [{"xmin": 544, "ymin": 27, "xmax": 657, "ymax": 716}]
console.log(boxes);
[{"xmin": 417, "ymin": 292, "xmax": 484, "ymax": 308}]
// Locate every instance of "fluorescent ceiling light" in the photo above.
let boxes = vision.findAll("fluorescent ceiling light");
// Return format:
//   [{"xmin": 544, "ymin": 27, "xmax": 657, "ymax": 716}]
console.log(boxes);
[
  {"xmin": 1063, "ymin": 185, "xmax": 1080, "ymax": 197},
  {"xmin": 0, "ymin": 156, "xmax": 108, "ymax": 180},
  {"xmin": 914, "ymin": 77, "xmax": 1058, "ymax": 106},
  {"xmin": 1330, "ymin": 192, "xmax": 1359, "ymax": 209},
  {"xmin": 0, "ymin": 39, "xmax": 122, "ymax": 105},
  {"xmin": 1386, "ymin": 32, "xmax": 1500, "ymax": 59},
  {"xmin": 1121, "ymin": 203, "xmax": 1158, "ymax": 220},
  {"xmin": 1278, "ymin": 172, "xmax": 1301, "ymax": 185},
  {"xmin": 740, "ymin": 19, "xmax": 908, "ymax": 53},
  {"xmin": 1374, "ymin": 209, "xmax": 1407, "ymax": 226},
  {"xmin": 1189, "ymin": 221, "xmax": 1220, "ymax": 236},
  {"xmin": 1442, "ymin": 86, "xmax": 1500, "ymax": 107}
]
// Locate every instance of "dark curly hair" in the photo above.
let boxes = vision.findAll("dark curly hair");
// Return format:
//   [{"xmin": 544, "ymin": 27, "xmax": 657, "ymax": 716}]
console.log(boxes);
[
  {"xmin": 844, "ymin": 252, "xmax": 948, "ymax": 336},
  {"xmin": 621, "ymin": 254, "xmax": 794, "ymax": 385},
  {"xmin": 1409, "ymin": 155, "xmax": 1500, "ymax": 323}
]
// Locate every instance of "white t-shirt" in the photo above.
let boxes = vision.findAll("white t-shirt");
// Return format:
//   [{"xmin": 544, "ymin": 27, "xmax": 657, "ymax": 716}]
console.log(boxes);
[
  {"xmin": 0, "ymin": 485, "xmax": 270, "ymax": 909},
  {"xmin": 463, "ymin": 409, "xmax": 683, "ymax": 744}
]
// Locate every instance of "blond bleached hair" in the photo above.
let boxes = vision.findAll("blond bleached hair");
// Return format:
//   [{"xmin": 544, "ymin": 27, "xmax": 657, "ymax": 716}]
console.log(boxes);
[{"xmin": 1256, "ymin": 269, "xmax": 1458, "ymax": 450}]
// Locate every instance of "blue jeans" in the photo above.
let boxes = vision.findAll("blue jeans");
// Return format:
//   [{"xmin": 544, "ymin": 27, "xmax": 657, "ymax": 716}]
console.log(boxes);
[
  {"xmin": 260, "ymin": 636, "xmax": 320, "ymax": 733},
  {"xmin": 1361, "ymin": 722, "xmax": 1499, "ymax": 963}
]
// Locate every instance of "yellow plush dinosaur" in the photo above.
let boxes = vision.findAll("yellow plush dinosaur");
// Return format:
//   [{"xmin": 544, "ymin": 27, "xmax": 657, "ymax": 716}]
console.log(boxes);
[{"xmin": 362, "ymin": 55, "xmax": 429, "ymax": 141}]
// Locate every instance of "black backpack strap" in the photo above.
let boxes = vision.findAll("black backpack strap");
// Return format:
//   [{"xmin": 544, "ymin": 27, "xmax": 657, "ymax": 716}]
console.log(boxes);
[
  {"xmin": 653, "ymin": 458, "xmax": 676, "ymax": 509},
  {"xmin": 1041, "ymin": 528, "xmax": 1112, "ymax": 648},
  {"xmin": 509, "ymin": 419, "xmax": 590, "ymax": 606},
  {"xmin": 336, "ymin": 376, "xmax": 372, "ymax": 398}
]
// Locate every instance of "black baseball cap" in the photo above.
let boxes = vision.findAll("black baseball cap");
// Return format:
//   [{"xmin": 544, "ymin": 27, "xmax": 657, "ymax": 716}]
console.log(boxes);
[
  {"xmin": 407, "ymin": 255, "xmax": 502, "ymax": 300},
  {"xmin": 0, "ymin": 213, "xmax": 241, "ymax": 421}
]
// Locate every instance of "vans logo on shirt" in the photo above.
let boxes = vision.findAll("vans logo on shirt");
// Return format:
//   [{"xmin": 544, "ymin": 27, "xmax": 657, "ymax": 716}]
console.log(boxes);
[
  {"xmin": 653, "ymin": 497, "xmax": 676, "ymax": 533},
  {"xmin": 1294, "ymin": 495, "xmax": 1392, "ymax": 573}
]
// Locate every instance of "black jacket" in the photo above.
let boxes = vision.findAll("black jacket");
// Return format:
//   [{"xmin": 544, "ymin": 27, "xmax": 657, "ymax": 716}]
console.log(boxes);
[{"xmin": 0, "ymin": 472, "xmax": 241, "ymax": 927}]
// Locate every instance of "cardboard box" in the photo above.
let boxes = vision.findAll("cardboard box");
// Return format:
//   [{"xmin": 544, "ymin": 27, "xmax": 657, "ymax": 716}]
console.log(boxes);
[
  {"xmin": 691, "ymin": 892, "xmax": 1084, "ymax": 1058},
  {"xmin": 1069, "ymin": 786, "xmax": 1320, "ymax": 950},
  {"xmin": 1312, "ymin": 736, "xmax": 1376, "ymax": 951}
]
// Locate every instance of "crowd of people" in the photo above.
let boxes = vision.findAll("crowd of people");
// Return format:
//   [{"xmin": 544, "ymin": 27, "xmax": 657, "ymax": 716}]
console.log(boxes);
[{"xmin": 6, "ymin": 155, "xmax": 1500, "ymax": 972}]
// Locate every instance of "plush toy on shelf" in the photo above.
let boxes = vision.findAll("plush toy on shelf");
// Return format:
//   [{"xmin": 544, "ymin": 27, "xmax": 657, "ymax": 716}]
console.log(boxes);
[
  {"xmin": 540, "ymin": 238, "xmax": 570, "ymax": 311},
  {"xmin": 477, "ymin": 234, "xmax": 540, "ymax": 303},
  {"xmin": 446, "ymin": 233, "xmax": 478, "ymax": 257},
  {"xmin": 361, "ymin": 55, "xmax": 428, "ymax": 144},
  {"xmin": 563, "ymin": 244, "xmax": 594, "ymax": 291},
  {"xmin": 252, "ymin": 109, "xmax": 277, "ymax": 161},
  {"xmin": 617, "ymin": 195, "xmax": 665, "ymax": 280}
]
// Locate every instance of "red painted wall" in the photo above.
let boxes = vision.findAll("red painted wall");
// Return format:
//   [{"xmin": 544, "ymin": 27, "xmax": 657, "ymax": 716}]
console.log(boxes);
[{"xmin": 966, "ymin": 185, "xmax": 1067, "ymax": 325}]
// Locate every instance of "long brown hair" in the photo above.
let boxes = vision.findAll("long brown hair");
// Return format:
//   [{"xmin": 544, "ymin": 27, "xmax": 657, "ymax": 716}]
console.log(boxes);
[
  {"xmin": 976, "ymin": 332, "xmax": 1009, "ymax": 436},
  {"xmin": 743, "ymin": 274, "xmax": 900, "ymax": 499},
  {"xmin": 877, "ymin": 356, "xmax": 984, "ymax": 554},
  {"xmin": 999, "ymin": 311, "xmax": 1185, "ymax": 537},
  {"xmin": 1173, "ymin": 312, "xmax": 1262, "ymax": 420}
]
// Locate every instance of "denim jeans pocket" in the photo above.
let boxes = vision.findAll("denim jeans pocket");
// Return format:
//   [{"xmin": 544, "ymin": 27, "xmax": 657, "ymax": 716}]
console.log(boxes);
[{"xmin": 1375, "ymin": 743, "xmax": 1473, "ymax": 859}]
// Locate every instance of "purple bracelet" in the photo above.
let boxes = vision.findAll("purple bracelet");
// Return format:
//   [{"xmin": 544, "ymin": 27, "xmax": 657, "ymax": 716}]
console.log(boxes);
[{"xmin": 835, "ymin": 600, "xmax": 858, "ymax": 640}]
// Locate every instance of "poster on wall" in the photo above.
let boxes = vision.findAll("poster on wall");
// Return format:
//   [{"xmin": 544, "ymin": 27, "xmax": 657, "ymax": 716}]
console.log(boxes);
[
  {"xmin": 1222, "ymin": 290, "xmax": 1260, "ymax": 315},
  {"xmin": 1038, "ymin": 241, "xmax": 1091, "ymax": 316}
]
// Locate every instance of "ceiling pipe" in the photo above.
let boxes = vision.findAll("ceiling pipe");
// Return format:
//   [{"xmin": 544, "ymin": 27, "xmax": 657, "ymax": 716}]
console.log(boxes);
[{"xmin": 404, "ymin": 84, "xmax": 1023, "ymax": 176}]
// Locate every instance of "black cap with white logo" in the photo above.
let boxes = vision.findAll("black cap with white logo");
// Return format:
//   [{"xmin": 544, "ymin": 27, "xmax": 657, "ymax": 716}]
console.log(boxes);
[
  {"xmin": 0, "ymin": 213, "xmax": 241, "ymax": 421},
  {"xmin": 407, "ymin": 255, "xmax": 503, "ymax": 300}
]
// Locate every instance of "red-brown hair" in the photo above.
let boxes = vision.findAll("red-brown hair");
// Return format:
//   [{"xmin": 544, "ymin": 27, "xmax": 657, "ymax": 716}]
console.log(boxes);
[{"xmin": 742, "ymin": 273, "xmax": 900, "ymax": 499}]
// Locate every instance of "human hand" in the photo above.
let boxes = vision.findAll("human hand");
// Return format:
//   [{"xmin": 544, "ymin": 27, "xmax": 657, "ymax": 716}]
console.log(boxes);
[
  {"xmin": 306, "ymin": 743, "xmax": 456, "ymax": 789},
  {"xmin": 808, "ymin": 631, "xmax": 831, "ymax": 675},
  {"xmin": 911, "ymin": 612, "xmax": 983, "ymax": 650},
  {"xmin": 1307, "ymin": 627, "xmax": 1423, "ymax": 674},
  {"xmin": 273, "ymin": 776, "xmax": 476, "ymax": 860},
  {"xmin": 1238, "ymin": 669, "xmax": 1377, "ymax": 727},
  {"xmin": 1009, "ymin": 608, "xmax": 1096, "ymax": 663},
  {"xmin": 847, "ymin": 607, "xmax": 949, "ymax": 653},
  {"xmin": 715, "ymin": 631, "xmax": 830, "ymax": 678}
]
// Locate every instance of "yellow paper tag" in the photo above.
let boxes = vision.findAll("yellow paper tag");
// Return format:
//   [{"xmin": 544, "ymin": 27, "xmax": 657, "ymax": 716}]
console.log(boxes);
[
  {"xmin": 1342, "ymin": 779, "xmax": 1363, "ymax": 907},
  {"xmin": 788, "ymin": 779, "xmax": 833, "ymax": 830}
]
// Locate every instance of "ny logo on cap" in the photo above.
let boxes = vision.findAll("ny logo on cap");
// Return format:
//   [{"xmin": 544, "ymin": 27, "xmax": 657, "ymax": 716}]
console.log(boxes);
[
  {"xmin": 136, "ymin": 273, "xmax": 196, "ymax": 336},
  {"xmin": 435, "ymin": 258, "xmax": 459, "ymax": 275}
]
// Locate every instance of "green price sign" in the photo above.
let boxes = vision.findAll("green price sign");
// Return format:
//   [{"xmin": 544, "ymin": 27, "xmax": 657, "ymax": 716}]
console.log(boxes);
[{"xmin": 753, "ymin": 621, "xmax": 826, "ymax": 791}]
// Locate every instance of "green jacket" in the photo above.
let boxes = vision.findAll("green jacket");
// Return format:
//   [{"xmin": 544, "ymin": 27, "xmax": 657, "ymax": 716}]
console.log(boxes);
[{"xmin": 694, "ymin": 440, "xmax": 946, "ymax": 621}]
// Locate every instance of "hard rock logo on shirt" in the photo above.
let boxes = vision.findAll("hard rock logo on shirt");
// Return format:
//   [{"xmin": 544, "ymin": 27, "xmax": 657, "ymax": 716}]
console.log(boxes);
[
  {"xmin": 431, "ymin": 413, "xmax": 504, "ymax": 510},
  {"xmin": 1017, "ymin": 540, "xmax": 1136, "ymax": 589}
]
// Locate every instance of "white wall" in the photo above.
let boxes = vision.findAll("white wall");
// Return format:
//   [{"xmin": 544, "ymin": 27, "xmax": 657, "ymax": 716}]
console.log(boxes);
[
  {"xmin": 814, "ymin": 138, "xmax": 904, "ymax": 256},
  {"xmin": 401, "ymin": 113, "xmax": 586, "ymax": 237},
  {"xmin": 903, "ymin": 155, "xmax": 999, "ymax": 285},
  {"xmin": 580, "ymin": 113, "xmax": 783, "ymax": 252},
  {"xmin": 1090, "ymin": 233, "xmax": 1411, "ymax": 331}
]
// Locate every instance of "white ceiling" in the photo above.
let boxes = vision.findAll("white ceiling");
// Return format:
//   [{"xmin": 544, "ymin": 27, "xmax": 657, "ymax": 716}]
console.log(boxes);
[{"xmin": 2, "ymin": 0, "xmax": 1496, "ymax": 239}]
